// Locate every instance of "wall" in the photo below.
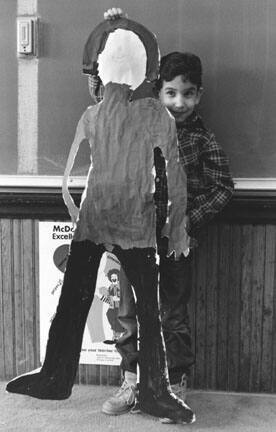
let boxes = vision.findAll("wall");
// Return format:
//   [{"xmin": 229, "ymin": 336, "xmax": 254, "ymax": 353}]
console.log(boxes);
[
  {"xmin": 0, "ymin": 0, "xmax": 17, "ymax": 174},
  {"xmin": 36, "ymin": 0, "xmax": 276, "ymax": 177},
  {"xmin": 1, "ymin": 0, "xmax": 276, "ymax": 177},
  {"xmin": 1, "ymin": 201, "xmax": 276, "ymax": 392},
  {"xmin": 190, "ymin": 223, "xmax": 276, "ymax": 392}
]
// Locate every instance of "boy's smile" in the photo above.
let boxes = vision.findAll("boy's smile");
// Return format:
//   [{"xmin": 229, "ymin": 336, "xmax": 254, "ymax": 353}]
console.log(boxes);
[{"xmin": 159, "ymin": 75, "xmax": 202, "ymax": 123}]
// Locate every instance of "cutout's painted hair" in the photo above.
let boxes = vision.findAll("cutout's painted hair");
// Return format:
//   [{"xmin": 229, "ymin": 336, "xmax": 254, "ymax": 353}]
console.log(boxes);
[{"xmin": 83, "ymin": 18, "xmax": 160, "ymax": 82}]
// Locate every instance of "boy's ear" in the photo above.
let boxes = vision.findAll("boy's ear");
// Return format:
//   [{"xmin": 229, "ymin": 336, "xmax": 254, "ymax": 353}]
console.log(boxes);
[{"xmin": 196, "ymin": 86, "xmax": 203, "ymax": 103}]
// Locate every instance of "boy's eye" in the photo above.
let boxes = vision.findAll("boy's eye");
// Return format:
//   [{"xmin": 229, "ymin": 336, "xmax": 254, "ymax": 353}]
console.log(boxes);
[
  {"xmin": 166, "ymin": 90, "xmax": 176, "ymax": 97},
  {"xmin": 184, "ymin": 90, "xmax": 196, "ymax": 98}
]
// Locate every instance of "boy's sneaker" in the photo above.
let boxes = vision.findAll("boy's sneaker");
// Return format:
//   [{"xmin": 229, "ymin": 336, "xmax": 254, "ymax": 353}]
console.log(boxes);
[
  {"xmin": 130, "ymin": 384, "xmax": 141, "ymax": 414},
  {"xmin": 130, "ymin": 401, "xmax": 142, "ymax": 414},
  {"xmin": 102, "ymin": 380, "xmax": 136, "ymax": 415},
  {"xmin": 170, "ymin": 373, "xmax": 188, "ymax": 401}
]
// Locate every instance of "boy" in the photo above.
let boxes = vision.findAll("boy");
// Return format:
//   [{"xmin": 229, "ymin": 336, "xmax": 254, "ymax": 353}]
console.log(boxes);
[{"xmin": 100, "ymin": 8, "xmax": 234, "ymax": 418}]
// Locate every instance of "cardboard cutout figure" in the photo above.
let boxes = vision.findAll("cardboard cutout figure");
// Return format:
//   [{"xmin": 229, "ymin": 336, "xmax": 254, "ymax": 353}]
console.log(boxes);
[{"xmin": 7, "ymin": 17, "xmax": 193, "ymax": 424}]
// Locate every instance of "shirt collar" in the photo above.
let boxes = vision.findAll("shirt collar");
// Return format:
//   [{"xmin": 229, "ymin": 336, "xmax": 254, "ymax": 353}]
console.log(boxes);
[{"xmin": 176, "ymin": 111, "xmax": 204, "ymax": 130}]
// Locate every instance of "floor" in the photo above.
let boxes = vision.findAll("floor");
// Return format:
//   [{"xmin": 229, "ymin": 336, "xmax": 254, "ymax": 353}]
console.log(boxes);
[{"xmin": 1, "ymin": 382, "xmax": 276, "ymax": 432}]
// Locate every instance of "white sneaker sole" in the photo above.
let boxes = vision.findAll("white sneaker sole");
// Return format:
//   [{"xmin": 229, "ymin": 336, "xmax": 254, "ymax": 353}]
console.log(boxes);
[{"xmin": 159, "ymin": 413, "xmax": 196, "ymax": 424}]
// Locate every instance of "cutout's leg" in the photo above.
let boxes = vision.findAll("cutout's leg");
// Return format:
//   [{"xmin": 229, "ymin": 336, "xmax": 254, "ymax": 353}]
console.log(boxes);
[
  {"xmin": 113, "ymin": 246, "xmax": 195, "ymax": 424},
  {"xmin": 6, "ymin": 240, "xmax": 104, "ymax": 399}
]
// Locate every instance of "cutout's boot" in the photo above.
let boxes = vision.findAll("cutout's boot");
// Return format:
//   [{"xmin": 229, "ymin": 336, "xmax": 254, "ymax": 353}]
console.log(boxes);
[
  {"xmin": 116, "ymin": 247, "xmax": 195, "ymax": 424},
  {"xmin": 6, "ymin": 241, "xmax": 104, "ymax": 399},
  {"xmin": 136, "ymin": 295, "xmax": 195, "ymax": 424}
]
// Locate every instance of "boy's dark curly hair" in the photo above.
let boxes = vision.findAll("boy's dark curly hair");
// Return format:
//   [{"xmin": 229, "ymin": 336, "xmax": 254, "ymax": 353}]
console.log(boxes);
[{"xmin": 155, "ymin": 51, "xmax": 202, "ymax": 92}]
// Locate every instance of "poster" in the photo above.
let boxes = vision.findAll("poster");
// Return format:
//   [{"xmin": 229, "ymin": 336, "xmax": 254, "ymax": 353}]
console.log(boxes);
[{"xmin": 39, "ymin": 222, "xmax": 124, "ymax": 366}]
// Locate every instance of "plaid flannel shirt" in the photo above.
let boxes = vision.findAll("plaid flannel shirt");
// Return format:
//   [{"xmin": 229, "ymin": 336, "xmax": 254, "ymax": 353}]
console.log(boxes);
[{"xmin": 154, "ymin": 111, "xmax": 234, "ymax": 235}]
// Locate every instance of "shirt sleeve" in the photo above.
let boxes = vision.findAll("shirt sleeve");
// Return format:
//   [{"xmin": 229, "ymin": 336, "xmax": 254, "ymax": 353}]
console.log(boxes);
[
  {"xmin": 155, "ymin": 109, "xmax": 190, "ymax": 258},
  {"xmin": 189, "ymin": 132, "xmax": 234, "ymax": 231}
]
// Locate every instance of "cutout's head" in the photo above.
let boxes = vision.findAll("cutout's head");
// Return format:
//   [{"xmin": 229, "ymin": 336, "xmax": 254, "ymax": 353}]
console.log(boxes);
[
  {"xmin": 97, "ymin": 29, "xmax": 146, "ymax": 90},
  {"xmin": 83, "ymin": 18, "xmax": 160, "ymax": 91}
]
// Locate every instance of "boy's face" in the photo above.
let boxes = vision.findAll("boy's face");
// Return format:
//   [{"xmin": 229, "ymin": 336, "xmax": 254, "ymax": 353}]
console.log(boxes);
[{"xmin": 159, "ymin": 75, "xmax": 202, "ymax": 123}]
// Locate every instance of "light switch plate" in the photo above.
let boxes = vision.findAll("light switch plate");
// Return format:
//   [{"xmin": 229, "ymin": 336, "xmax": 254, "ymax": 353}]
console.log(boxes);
[{"xmin": 17, "ymin": 16, "xmax": 38, "ymax": 57}]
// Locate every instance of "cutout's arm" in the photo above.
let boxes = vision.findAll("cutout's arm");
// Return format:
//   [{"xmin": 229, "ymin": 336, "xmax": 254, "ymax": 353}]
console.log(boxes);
[
  {"xmin": 62, "ymin": 111, "xmax": 88, "ymax": 224},
  {"xmin": 156, "ymin": 113, "xmax": 190, "ymax": 258}
]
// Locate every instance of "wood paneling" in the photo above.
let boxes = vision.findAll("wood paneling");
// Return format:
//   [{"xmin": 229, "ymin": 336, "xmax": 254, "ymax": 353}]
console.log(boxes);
[
  {"xmin": 0, "ymin": 220, "xmax": 38, "ymax": 380},
  {"xmin": 0, "ymin": 207, "xmax": 276, "ymax": 392},
  {"xmin": 189, "ymin": 223, "xmax": 276, "ymax": 393},
  {"xmin": 227, "ymin": 225, "xmax": 242, "ymax": 391}
]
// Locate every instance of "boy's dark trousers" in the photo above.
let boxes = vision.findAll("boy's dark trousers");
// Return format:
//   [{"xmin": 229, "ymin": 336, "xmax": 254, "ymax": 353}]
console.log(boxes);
[{"xmin": 116, "ymin": 238, "xmax": 195, "ymax": 385}]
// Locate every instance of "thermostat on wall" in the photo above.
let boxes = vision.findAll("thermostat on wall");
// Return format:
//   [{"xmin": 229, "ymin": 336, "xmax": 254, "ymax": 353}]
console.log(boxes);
[{"xmin": 17, "ymin": 16, "xmax": 39, "ymax": 57}]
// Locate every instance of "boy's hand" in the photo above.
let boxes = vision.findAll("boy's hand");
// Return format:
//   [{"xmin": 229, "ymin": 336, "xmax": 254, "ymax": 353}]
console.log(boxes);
[
  {"xmin": 184, "ymin": 215, "xmax": 190, "ymax": 232},
  {"xmin": 88, "ymin": 75, "xmax": 100, "ymax": 100},
  {"xmin": 88, "ymin": 75, "xmax": 100, "ymax": 90},
  {"xmin": 103, "ymin": 7, "xmax": 127, "ymax": 20},
  {"xmin": 87, "ymin": 75, "xmax": 103, "ymax": 104}
]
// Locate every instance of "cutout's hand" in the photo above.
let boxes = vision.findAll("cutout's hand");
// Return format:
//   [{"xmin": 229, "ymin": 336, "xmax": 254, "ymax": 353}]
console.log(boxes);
[
  {"xmin": 161, "ymin": 218, "xmax": 190, "ymax": 260},
  {"xmin": 104, "ymin": 243, "xmax": 114, "ymax": 252},
  {"xmin": 68, "ymin": 202, "xmax": 79, "ymax": 225},
  {"xmin": 103, "ymin": 7, "xmax": 127, "ymax": 20}
]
